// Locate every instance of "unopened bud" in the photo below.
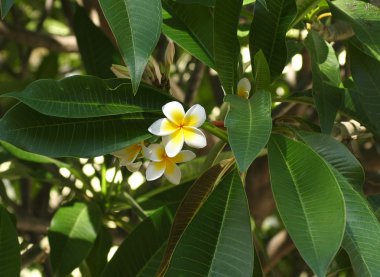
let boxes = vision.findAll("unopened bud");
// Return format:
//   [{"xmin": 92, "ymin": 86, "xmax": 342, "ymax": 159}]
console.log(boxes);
[
  {"xmin": 164, "ymin": 41, "xmax": 175, "ymax": 67},
  {"xmin": 237, "ymin": 77, "xmax": 251, "ymax": 99},
  {"xmin": 110, "ymin": 64, "xmax": 130, "ymax": 78}
]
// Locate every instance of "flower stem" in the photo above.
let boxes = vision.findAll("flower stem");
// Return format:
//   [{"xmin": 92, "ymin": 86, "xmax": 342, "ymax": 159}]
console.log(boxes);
[{"xmin": 202, "ymin": 121, "xmax": 228, "ymax": 142}]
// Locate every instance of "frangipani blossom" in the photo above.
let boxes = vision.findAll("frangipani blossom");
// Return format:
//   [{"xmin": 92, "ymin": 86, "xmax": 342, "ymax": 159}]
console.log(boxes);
[
  {"xmin": 148, "ymin": 101, "xmax": 207, "ymax": 157},
  {"xmin": 146, "ymin": 143, "xmax": 195, "ymax": 184},
  {"xmin": 237, "ymin": 77, "xmax": 251, "ymax": 99},
  {"xmin": 112, "ymin": 141, "xmax": 149, "ymax": 172}
]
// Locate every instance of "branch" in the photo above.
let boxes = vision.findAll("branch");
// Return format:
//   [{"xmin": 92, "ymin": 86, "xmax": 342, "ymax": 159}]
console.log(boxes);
[{"xmin": 0, "ymin": 22, "xmax": 78, "ymax": 52}]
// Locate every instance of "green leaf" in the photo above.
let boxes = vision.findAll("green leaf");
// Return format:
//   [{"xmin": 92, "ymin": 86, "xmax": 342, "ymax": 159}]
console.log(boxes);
[
  {"xmin": 3, "ymin": 76, "xmax": 172, "ymax": 118},
  {"xmin": 268, "ymin": 134, "xmax": 345, "ymax": 277},
  {"xmin": 0, "ymin": 206, "xmax": 20, "ymax": 277},
  {"xmin": 158, "ymin": 159, "xmax": 234, "ymax": 275},
  {"xmin": 173, "ymin": 0, "xmax": 215, "ymax": 6},
  {"xmin": 249, "ymin": 0, "xmax": 297, "ymax": 79},
  {"xmin": 329, "ymin": 0, "xmax": 380, "ymax": 61},
  {"xmin": 48, "ymin": 202, "xmax": 102, "ymax": 277},
  {"xmin": 1, "ymin": 141, "xmax": 70, "ymax": 168},
  {"xmin": 162, "ymin": 1, "xmax": 215, "ymax": 68},
  {"xmin": 253, "ymin": 50, "xmax": 271, "ymax": 92},
  {"xmin": 74, "ymin": 5, "xmax": 120, "ymax": 78},
  {"xmin": 164, "ymin": 169, "xmax": 254, "ymax": 276},
  {"xmin": 98, "ymin": 0, "xmax": 162, "ymax": 93},
  {"xmin": 0, "ymin": 0, "xmax": 13, "ymax": 19},
  {"xmin": 299, "ymin": 132, "xmax": 380, "ymax": 277},
  {"xmin": 0, "ymin": 103, "xmax": 156, "ymax": 157},
  {"xmin": 138, "ymin": 243, "xmax": 168, "ymax": 277},
  {"xmin": 86, "ymin": 227, "xmax": 113, "ymax": 277},
  {"xmin": 292, "ymin": 0, "xmax": 322, "ymax": 27},
  {"xmin": 304, "ymin": 30, "xmax": 343, "ymax": 134},
  {"xmin": 102, "ymin": 207, "xmax": 172, "ymax": 277},
  {"xmin": 348, "ymin": 43, "xmax": 380, "ymax": 135},
  {"xmin": 225, "ymin": 90, "xmax": 272, "ymax": 172},
  {"xmin": 214, "ymin": 0, "xmax": 242, "ymax": 94}
]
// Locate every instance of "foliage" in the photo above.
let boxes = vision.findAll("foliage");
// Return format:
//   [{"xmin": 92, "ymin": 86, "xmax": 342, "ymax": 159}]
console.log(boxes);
[{"xmin": 1, "ymin": 0, "xmax": 380, "ymax": 276}]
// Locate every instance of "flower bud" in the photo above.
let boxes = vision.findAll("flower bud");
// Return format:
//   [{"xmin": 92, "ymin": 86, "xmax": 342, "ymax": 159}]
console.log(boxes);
[
  {"xmin": 110, "ymin": 64, "xmax": 130, "ymax": 78},
  {"xmin": 237, "ymin": 77, "xmax": 251, "ymax": 99},
  {"xmin": 164, "ymin": 40, "xmax": 175, "ymax": 67}
]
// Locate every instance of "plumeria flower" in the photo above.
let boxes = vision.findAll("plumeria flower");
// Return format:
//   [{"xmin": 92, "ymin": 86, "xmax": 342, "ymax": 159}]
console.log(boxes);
[
  {"xmin": 112, "ymin": 141, "xmax": 149, "ymax": 172},
  {"xmin": 148, "ymin": 101, "xmax": 207, "ymax": 157},
  {"xmin": 237, "ymin": 77, "xmax": 251, "ymax": 99},
  {"xmin": 145, "ymin": 143, "xmax": 195, "ymax": 184}
]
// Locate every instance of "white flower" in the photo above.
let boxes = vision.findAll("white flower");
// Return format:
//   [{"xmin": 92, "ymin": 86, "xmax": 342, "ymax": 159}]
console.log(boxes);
[
  {"xmin": 145, "ymin": 143, "xmax": 195, "ymax": 184},
  {"xmin": 237, "ymin": 77, "xmax": 251, "ymax": 99},
  {"xmin": 148, "ymin": 101, "xmax": 207, "ymax": 157},
  {"xmin": 112, "ymin": 141, "xmax": 149, "ymax": 172}
]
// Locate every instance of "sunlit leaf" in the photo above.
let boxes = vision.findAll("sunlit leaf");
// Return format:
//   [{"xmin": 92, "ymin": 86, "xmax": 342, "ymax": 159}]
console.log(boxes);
[
  {"xmin": 3, "ymin": 76, "xmax": 172, "ymax": 118},
  {"xmin": 253, "ymin": 50, "xmax": 271, "ymax": 92},
  {"xmin": 164, "ymin": 169, "xmax": 254, "ymax": 276},
  {"xmin": 268, "ymin": 134, "xmax": 345, "ymax": 277},
  {"xmin": 98, "ymin": 0, "xmax": 162, "ymax": 93},
  {"xmin": 225, "ymin": 90, "xmax": 272, "ymax": 172},
  {"xmin": 48, "ymin": 202, "xmax": 102, "ymax": 277}
]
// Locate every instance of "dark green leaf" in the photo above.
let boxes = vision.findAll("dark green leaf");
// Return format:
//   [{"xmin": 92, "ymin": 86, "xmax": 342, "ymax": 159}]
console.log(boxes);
[
  {"xmin": 214, "ymin": 0, "xmax": 242, "ymax": 94},
  {"xmin": 268, "ymin": 134, "xmax": 345, "ymax": 277},
  {"xmin": 162, "ymin": 1, "xmax": 215, "ymax": 68},
  {"xmin": 158, "ymin": 159, "xmax": 234, "ymax": 275},
  {"xmin": 138, "ymin": 243, "xmax": 167, "ymax": 277},
  {"xmin": 3, "ymin": 76, "xmax": 172, "ymax": 118},
  {"xmin": 102, "ymin": 207, "xmax": 172, "ymax": 277},
  {"xmin": 253, "ymin": 50, "xmax": 271, "ymax": 92},
  {"xmin": 48, "ymin": 202, "xmax": 102, "ymax": 277},
  {"xmin": 164, "ymin": 170, "xmax": 254, "ymax": 276},
  {"xmin": 0, "ymin": 103, "xmax": 156, "ymax": 157},
  {"xmin": 348, "ymin": 43, "xmax": 380, "ymax": 135},
  {"xmin": 74, "ymin": 5, "xmax": 120, "ymax": 78},
  {"xmin": 98, "ymin": 0, "xmax": 162, "ymax": 93},
  {"xmin": 0, "ymin": 0, "xmax": 13, "ymax": 19},
  {"xmin": 34, "ymin": 53, "xmax": 58, "ymax": 79},
  {"xmin": 225, "ymin": 90, "xmax": 272, "ymax": 172},
  {"xmin": 300, "ymin": 132, "xmax": 380, "ymax": 277},
  {"xmin": 304, "ymin": 30, "xmax": 343, "ymax": 134},
  {"xmin": 0, "ymin": 206, "xmax": 20, "ymax": 277},
  {"xmin": 250, "ymin": 0, "xmax": 297, "ymax": 79},
  {"xmin": 173, "ymin": 0, "xmax": 214, "ymax": 6},
  {"xmin": 329, "ymin": 0, "xmax": 380, "ymax": 61},
  {"xmin": 292, "ymin": 0, "xmax": 322, "ymax": 27},
  {"xmin": 86, "ymin": 227, "xmax": 113, "ymax": 277}
]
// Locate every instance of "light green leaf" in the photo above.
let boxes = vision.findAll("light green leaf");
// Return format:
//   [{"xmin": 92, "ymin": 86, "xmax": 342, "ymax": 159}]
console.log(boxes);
[
  {"xmin": 268, "ymin": 134, "xmax": 345, "ymax": 277},
  {"xmin": 74, "ymin": 5, "xmax": 120, "ymax": 78},
  {"xmin": 348, "ymin": 43, "xmax": 380, "ymax": 135},
  {"xmin": 0, "ymin": 0, "xmax": 13, "ymax": 19},
  {"xmin": 3, "ymin": 76, "xmax": 172, "ymax": 118},
  {"xmin": 299, "ymin": 132, "xmax": 380, "ymax": 277},
  {"xmin": 0, "ymin": 206, "xmax": 20, "ymax": 277},
  {"xmin": 98, "ymin": 0, "xmax": 162, "ymax": 93},
  {"xmin": 48, "ymin": 202, "xmax": 102, "ymax": 277},
  {"xmin": 250, "ymin": 0, "xmax": 297, "ymax": 79},
  {"xmin": 292, "ymin": 0, "xmax": 322, "ymax": 27},
  {"xmin": 157, "ymin": 159, "xmax": 234, "ymax": 276},
  {"xmin": 102, "ymin": 207, "xmax": 172, "ymax": 277},
  {"xmin": 162, "ymin": 1, "xmax": 215, "ymax": 68},
  {"xmin": 225, "ymin": 90, "xmax": 272, "ymax": 172},
  {"xmin": 329, "ymin": 0, "xmax": 380, "ymax": 61},
  {"xmin": 304, "ymin": 30, "xmax": 343, "ymax": 134},
  {"xmin": 0, "ymin": 103, "xmax": 156, "ymax": 157},
  {"xmin": 253, "ymin": 50, "xmax": 271, "ymax": 92},
  {"xmin": 214, "ymin": 0, "xmax": 243, "ymax": 94},
  {"xmin": 164, "ymin": 169, "xmax": 254, "ymax": 276}
]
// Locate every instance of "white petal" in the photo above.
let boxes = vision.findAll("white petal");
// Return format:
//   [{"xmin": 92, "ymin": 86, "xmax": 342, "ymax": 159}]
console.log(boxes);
[
  {"xmin": 162, "ymin": 101, "xmax": 185, "ymax": 125},
  {"xmin": 237, "ymin": 77, "xmax": 251, "ymax": 98},
  {"xmin": 183, "ymin": 126, "xmax": 207, "ymax": 149},
  {"xmin": 148, "ymin": 118, "xmax": 178, "ymax": 136},
  {"xmin": 147, "ymin": 144, "xmax": 165, "ymax": 161},
  {"xmin": 183, "ymin": 104, "xmax": 206, "ymax": 127},
  {"xmin": 164, "ymin": 160, "xmax": 181, "ymax": 185},
  {"xmin": 146, "ymin": 161, "xmax": 166, "ymax": 181},
  {"xmin": 125, "ymin": 161, "xmax": 142, "ymax": 172},
  {"xmin": 165, "ymin": 129, "xmax": 185, "ymax": 157},
  {"xmin": 142, "ymin": 145, "xmax": 152, "ymax": 159},
  {"xmin": 171, "ymin": 150, "xmax": 196, "ymax": 163},
  {"xmin": 112, "ymin": 144, "xmax": 141, "ymax": 163}
]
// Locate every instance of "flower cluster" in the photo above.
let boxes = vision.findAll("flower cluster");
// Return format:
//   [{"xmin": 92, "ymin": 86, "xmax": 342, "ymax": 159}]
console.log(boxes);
[{"xmin": 112, "ymin": 101, "xmax": 207, "ymax": 185}]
